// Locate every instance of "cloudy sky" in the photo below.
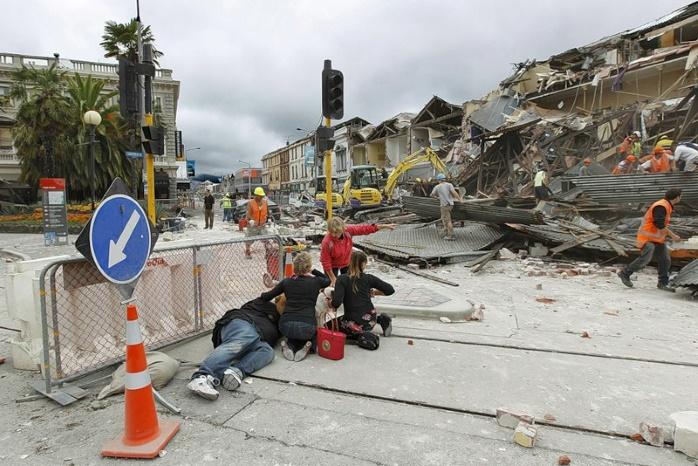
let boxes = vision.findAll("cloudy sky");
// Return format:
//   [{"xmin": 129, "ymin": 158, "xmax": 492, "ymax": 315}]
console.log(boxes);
[{"xmin": 2, "ymin": 0, "xmax": 690, "ymax": 174}]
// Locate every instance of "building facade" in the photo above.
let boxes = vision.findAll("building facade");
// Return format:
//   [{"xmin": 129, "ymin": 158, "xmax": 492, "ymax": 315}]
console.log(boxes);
[{"xmin": 0, "ymin": 52, "xmax": 180, "ymax": 198}]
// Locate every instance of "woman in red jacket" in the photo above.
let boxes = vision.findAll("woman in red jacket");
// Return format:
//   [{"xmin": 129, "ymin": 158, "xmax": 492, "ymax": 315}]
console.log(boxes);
[{"xmin": 320, "ymin": 217, "xmax": 395, "ymax": 285}]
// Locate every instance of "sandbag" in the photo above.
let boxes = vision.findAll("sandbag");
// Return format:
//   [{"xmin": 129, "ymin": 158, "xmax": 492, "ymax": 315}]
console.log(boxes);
[{"xmin": 97, "ymin": 351, "xmax": 179, "ymax": 400}]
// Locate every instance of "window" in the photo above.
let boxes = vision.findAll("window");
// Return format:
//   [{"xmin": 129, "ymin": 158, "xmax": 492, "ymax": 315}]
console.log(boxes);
[
  {"xmin": 335, "ymin": 147, "xmax": 347, "ymax": 171},
  {"xmin": 0, "ymin": 56, "xmax": 13, "ymax": 64},
  {"xmin": 0, "ymin": 127, "xmax": 13, "ymax": 150},
  {"xmin": 0, "ymin": 86, "xmax": 9, "ymax": 96},
  {"xmin": 154, "ymin": 96, "xmax": 163, "ymax": 112}
]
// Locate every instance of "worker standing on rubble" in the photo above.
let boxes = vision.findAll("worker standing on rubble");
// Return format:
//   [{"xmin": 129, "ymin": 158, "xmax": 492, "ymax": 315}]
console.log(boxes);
[
  {"xmin": 430, "ymin": 173, "xmax": 463, "ymax": 240},
  {"xmin": 674, "ymin": 142, "xmax": 698, "ymax": 171},
  {"xmin": 579, "ymin": 159, "xmax": 592, "ymax": 176},
  {"xmin": 203, "ymin": 190, "xmax": 215, "ymax": 229},
  {"xmin": 533, "ymin": 167, "xmax": 552, "ymax": 202},
  {"xmin": 617, "ymin": 188, "xmax": 682, "ymax": 292},
  {"xmin": 639, "ymin": 146, "xmax": 675, "ymax": 173},
  {"xmin": 618, "ymin": 131, "xmax": 642, "ymax": 158},
  {"xmin": 612, "ymin": 155, "xmax": 638, "ymax": 175},
  {"xmin": 320, "ymin": 218, "xmax": 396, "ymax": 285},
  {"xmin": 220, "ymin": 193, "xmax": 233, "ymax": 222},
  {"xmin": 187, "ymin": 296, "xmax": 284, "ymax": 400},
  {"xmin": 245, "ymin": 187, "xmax": 269, "ymax": 258}
]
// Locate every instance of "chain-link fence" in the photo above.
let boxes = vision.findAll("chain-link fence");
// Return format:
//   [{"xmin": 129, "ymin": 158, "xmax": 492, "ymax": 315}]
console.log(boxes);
[{"xmin": 39, "ymin": 235, "xmax": 282, "ymax": 385}]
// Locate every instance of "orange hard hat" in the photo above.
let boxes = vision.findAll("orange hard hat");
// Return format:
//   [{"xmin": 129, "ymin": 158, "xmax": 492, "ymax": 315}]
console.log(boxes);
[
  {"xmin": 583, "ymin": 158, "xmax": 591, "ymax": 165},
  {"xmin": 626, "ymin": 155, "xmax": 637, "ymax": 162}
]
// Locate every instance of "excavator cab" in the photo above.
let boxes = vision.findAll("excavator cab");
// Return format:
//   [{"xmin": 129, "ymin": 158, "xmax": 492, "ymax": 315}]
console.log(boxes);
[
  {"xmin": 314, "ymin": 176, "xmax": 343, "ymax": 208},
  {"xmin": 343, "ymin": 165, "xmax": 383, "ymax": 209}
]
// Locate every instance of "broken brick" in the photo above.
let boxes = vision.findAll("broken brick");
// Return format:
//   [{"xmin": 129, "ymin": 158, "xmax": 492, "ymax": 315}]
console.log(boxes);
[
  {"xmin": 535, "ymin": 297, "xmax": 556, "ymax": 304},
  {"xmin": 513, "ymin": 421, "xmax": 537, "ymax": 448},
  {"xmin": 496, "ymin": 409, "xmax": 533, "ymax": 429},
  {"xmin": 630, "ymin": 433, "xmax": 644, "ymax": 442},
  {"xmin": 581, "ymin": 331, "xmax": 591, "ymax": 338},
  {"xmin": 407, "ymin": 339, "xmax": 414, "ymax": 346},
  {"xmin": 639, "ymin": 422, "xmax": 665, "ymax": 447},
  {"xmin": 544, "ymin": 414, "xmax": 557, "ymax": 422},
  {"xmin": 558, "ymin": 455, "xmax": 571, "ymax": 465}
]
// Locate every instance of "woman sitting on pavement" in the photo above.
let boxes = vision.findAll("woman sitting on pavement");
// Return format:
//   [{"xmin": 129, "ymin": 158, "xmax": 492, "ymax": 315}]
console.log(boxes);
[
  {"xmin": 261, "ymin": 251, "xmax": 330, "ymax": 362},
  {"xmin": 320, "ymin": 217, "xmax": 396, "ymax": 286},
  {"xmin": 330, "ymin": 250, "xmax": 395, "ymax": 350}
]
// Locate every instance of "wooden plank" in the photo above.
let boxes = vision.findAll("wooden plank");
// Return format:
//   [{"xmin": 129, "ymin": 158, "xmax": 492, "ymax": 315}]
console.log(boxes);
[{"xmin": 550, "ymin": 233, "xmax": 601, "ymax": 254}]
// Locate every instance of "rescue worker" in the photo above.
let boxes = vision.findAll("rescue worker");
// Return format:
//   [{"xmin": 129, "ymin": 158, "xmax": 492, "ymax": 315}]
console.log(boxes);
[
  {"xmin": 673, "ymin": 142, "xmax": 698, "ymax": 172},
  {"xmin": 413, "ymin": 177, "xmax": 428, "ymax": 197},
  {"xmin": 579, "ymin": 158, "xmax": 592, "ymax": 176},
  {"xmin": 617, "ymin": 189, "xmax": 682, "ymax": 292},
  {"xmin": 612, "ymin": 155, "xmax": 638, "ymax": 175},
  {"xmin": 430, "ymin": 173, "xmax": 463, "ymax": 240},
  {"xmin": 618, "ymin": 131, "xmax": 642, "ymax": 158},
  {"xmin": 203, "ymin": 190, "xmax": 215, "ymax": 229},
  {"xmin": 639, "ymin": 146, "xmax": 674, "ymax": 173},
  {"xmin": 533, "ymin": 167, "xmax": 551, "ymax": 201},
  {"xmin": 245, "ymin": 187, "xmax": 269, "ymax": 258},
  {"xmin": 220, "ymin": 193, "xmax": 233, "ymax": 222}
]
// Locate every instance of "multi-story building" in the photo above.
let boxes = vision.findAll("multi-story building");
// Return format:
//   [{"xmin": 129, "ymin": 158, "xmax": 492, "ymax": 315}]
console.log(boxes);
[
  {"xmin": 0, "ymin": 52, "xmax": 181, "ymax": 198},
  {"xmin": 331, "ymin": 117, "xmax": 370, "ymax": 181},
  {"xmin": 261, "ymin": 147, "xmax": 283, "ymax": 192},
  {"xmin": 287, "ymin": 135, "xmax": 314, "ymax": 192}
]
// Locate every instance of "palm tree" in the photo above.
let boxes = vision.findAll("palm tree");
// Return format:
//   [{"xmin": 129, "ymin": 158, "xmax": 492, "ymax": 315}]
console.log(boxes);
[
  {"xmin": 65, "ymin": 74, "xmax": 133, "ymax": 199},
  {"xmin": 10, "ymin": 63, "xmax": 72, "ymax": 181},
  {"xmin": 100, "ymin": 19, "xmax": 163, "ymax": 65}
]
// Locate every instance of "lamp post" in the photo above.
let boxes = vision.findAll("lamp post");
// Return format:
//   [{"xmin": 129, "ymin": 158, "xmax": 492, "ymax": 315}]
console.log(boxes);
[
  {"xmin": 238, "ymin": 160, "xmax": 251, "ymax": 199},
  {"xmin": 83, "ymin": 110, "xmax": 102, "ymax": 210},
  {"xmin": 185, "ymin": 147, "xmax": 201, "ymax": 154}
]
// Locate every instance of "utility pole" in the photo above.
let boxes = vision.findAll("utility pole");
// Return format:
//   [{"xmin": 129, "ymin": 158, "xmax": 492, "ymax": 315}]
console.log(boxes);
[{"xmin": 136, "ymin": 0, "xmax": 156, "ymax": 224}]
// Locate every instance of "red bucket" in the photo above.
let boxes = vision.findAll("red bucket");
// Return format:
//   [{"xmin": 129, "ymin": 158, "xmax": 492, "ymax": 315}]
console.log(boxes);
[{"xmin": 238, "ymin": 217, "xmax": 248, "ymax": 231}]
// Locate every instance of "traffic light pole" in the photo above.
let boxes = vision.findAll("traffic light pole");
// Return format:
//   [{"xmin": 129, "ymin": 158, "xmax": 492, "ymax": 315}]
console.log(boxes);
[
  {"xmin": 139, "ymin": 17, "xmax": 156, "ymax": 225},
  {"xmin": 324, "ymin": 117, "xmax": 332, "ymax": 220}
]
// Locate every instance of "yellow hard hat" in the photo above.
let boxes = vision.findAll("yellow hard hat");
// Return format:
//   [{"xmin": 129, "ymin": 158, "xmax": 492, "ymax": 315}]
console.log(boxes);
[
  {"xmin": 656, "ymin": 137, "xmax": 673, "ymax": 149},
  {"xmin": 415, "ymin": 177, "xmax": 422, "ymax": 182},
  {"xmin": 254, "ymin": 187, "xmax": 265, "ymax": 196}
]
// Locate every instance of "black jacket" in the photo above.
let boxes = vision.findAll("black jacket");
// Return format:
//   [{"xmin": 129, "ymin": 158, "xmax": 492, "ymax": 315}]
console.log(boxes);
[
  {"xmin": 332, "ymin": 272, "xmax": 394, "ymax": 322},
  {"xmin": 211, "ymin": 298, "xmax": 280, "ymax": 348},
  {"xmin": 204, "ymin": 194, "xmax": 214, "ymax": 210},
  {"xmin": 261, "ymin": 270, "xmax": 330, "ymax": 325}
]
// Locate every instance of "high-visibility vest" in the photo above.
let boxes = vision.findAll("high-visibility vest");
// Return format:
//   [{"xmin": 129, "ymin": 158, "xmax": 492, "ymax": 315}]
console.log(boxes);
[
  {"xmin": 648, "ymin": 154, "xmax": 671, "ymax": 173},
  {"xmin": 221, "ymin": 198, "xmax": 232, "ymax": 208},
  {"xmin": 248, "ymin": 199, "xmax": 268, "ymax": 225},
  {"xmin": 636, "ymin": 199, "xmax": 673, "ymax": 247}
]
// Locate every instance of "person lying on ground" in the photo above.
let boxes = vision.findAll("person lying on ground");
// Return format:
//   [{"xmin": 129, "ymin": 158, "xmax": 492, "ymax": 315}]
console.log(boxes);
[
  {"xmin": 320, "ymin": 217, "xmax": 396, "ymax": 286},
  {"xmin": 187, "ymin": 295, "xmax": 285, "ymax": 400},
  {"xmin": 329, "ymin": 250, "xmax": 395, "ymax": 350},
  {"xmin": 260, "ymin": 252, "xmax": 330, "ymax": 362}
]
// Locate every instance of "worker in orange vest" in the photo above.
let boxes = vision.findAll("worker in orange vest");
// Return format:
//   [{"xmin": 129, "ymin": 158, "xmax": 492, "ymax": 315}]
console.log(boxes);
[
  {"xmin": 618, "ymin": 131, "xmax": 642, "ymax": 158},
  {"xmin": 639, "ymin": 146, "xmax": 675, "ymax": 173},
  {"xmin": 617, "ymin": 188, "xmax": 682, "ymax": 292},
  {"xmin": 245, "ymin": 187, "xmax": 269, "ymax": 258},
  {"xmin": 611, "ymin": 155, "xmax": 638, "ymax": 175}
]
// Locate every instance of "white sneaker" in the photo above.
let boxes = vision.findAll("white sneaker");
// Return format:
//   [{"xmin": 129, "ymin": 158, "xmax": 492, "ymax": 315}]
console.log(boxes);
[
  {"xmin": 221, "ymin": 368, "xmax": 242, "ymax": 391},
  {"xmin": 187, "ymin": 375, "xmax": 219, "ymax": 400},
  {"xmin": 280, "ymin": 338, "xmax": 294, "ymax": 361}
]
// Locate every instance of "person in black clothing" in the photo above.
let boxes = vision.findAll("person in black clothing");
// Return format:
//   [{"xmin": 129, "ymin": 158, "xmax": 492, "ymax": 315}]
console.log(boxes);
[
  {"xmin": 261, "ymin": 252, "xmax": 330, "ymax": 362},
  {"xmin": 203, "ymin": 191, "xmax": 215, "ymax": 229},
  {"xmin": 331, "ymin": 250, "xmax": 395, "ymax": 350},
  {"xmin": 187, "ymin": 296, "xmax": 285, "ymax": 400}
]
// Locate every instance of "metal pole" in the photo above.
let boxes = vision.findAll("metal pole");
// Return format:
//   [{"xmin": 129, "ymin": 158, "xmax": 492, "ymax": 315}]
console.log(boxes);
[
  {"xmin": 324, "ymin": 117, "xmax": 332, "ymax": 219},
  {"xmin": 89, "ymin": 125, "xmax": 96, "ymax": 210}
]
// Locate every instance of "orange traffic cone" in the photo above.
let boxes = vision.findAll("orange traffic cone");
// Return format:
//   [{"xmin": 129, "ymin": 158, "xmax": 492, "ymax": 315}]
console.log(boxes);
[
  {"xmin": 101, "ymin": 304, "xmax": 180, "ymax": 459},
  {"xmin": 283, "ymin": 247, "xmax": 294, "ymax": 278}
]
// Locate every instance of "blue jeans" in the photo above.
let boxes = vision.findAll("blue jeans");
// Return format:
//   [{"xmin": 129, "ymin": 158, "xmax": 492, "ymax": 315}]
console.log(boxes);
[
  {"xmin": 222, "ymin": 208, "xmax": 232, "ymax": 222},
  {"xmin": 193, "ymin": 319, "xmax": 274, "ymax": 382},
  {"xmin": 279, "ymin": 319, "xmax": 316, "ymax": 352}
]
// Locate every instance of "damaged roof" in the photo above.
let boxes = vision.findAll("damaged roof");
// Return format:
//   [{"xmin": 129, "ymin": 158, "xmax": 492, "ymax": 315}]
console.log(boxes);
[
  {"xmin": 365, "ymin": 112, "xmax": 416, "ymax": 142},
  {"xmin": 468, "ymin": 93, "xmax": 521, "ymax": 132},
  {"xmin": 412, "ymin": 95, "xmax": 463, "ymax": 128}
]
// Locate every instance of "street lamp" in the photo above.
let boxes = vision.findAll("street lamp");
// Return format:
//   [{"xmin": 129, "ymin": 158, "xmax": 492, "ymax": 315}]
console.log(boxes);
[
  {"xmin": 83, "ymin": 110, "xmax": 102, "ymax": 210},
  {"xmin": 185, "ymin": 147, "xmax": 201, "ymax": 153},
  {"xmin": 238, "ymin": 160, "xmax": 252, "ymax": 199}
]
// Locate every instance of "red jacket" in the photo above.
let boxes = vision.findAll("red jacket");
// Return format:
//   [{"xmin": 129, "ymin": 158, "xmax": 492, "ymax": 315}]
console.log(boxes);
[{"xmin": 320, "ymin": 224, "xmax": 379, "ymax": 272}]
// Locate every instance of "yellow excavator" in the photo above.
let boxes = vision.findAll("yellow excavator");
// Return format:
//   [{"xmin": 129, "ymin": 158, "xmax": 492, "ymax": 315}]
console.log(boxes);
[
  {"xmin": 341, "ymin": 166, "xmax": 383, "ymax": 210},
  {"xmin": 314, "ymin": 176, "xmax": 343, "ymax": 209},
  {"xmin": 383, "ymin": 147, "xmax": 447, "ymax": 199}
]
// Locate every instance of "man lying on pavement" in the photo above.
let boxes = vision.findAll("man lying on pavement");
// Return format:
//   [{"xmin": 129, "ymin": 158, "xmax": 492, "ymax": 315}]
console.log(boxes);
[{"xmin": 187, "ymin": 296, "xmax": 285, "ymax": 400}]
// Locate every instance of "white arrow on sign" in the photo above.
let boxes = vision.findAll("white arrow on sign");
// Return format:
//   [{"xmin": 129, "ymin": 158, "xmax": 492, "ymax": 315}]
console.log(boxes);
[{"xmin": 108, "ymin": 210, "xmax": 141, "ymax": 268}]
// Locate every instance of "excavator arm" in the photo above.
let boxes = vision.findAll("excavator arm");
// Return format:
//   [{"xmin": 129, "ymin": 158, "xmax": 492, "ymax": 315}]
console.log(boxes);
[{"xmin": 384, "ymin": 147, "xmax": 447, "ymax": 198}]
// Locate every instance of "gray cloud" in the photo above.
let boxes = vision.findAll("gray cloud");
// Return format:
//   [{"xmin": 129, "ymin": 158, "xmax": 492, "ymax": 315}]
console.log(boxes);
[{"xmin": 2, "ymin": 0, "xmax": 689, "ymax": 174}]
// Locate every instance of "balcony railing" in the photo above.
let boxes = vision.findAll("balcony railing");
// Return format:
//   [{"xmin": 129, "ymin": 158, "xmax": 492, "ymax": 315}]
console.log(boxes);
[{"xmin": 0, "ymin": 148, "xmax": 19, "ymax": 163}]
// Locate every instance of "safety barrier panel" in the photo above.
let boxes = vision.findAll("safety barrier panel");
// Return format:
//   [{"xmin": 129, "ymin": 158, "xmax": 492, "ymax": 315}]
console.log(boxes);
[{"xmin": 38, "ymin": 235, "xmax": 283, "ymax": 389}]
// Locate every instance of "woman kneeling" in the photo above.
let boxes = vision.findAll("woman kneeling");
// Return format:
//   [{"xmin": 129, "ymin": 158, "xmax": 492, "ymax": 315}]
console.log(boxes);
[{"xmin": 331, "ymin": 250, "xmax": 395, "ymax": 349}]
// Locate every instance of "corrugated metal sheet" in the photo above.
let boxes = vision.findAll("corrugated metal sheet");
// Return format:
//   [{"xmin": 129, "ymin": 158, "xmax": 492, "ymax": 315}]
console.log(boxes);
[
  {"xmin": 403, "ymin": 196, "xmax": 543, "ymax": 225},
  {"xmin": 671, "ymin": 259, "xmax": 698, "ymax": 287},
  {"xmin": 506, "ymin": 223, "xmax": 636, "ymax": 253},
  {"xmin": 565, "ymin": 172, "xmax": 698, "ymax": 204},
  {"xmin": 469, "ymin": 94, "xmax": 520, "ymax": 132},
  {"xmin": 354, "ymin": 223, "xmax": 503, "ymax": 261}
]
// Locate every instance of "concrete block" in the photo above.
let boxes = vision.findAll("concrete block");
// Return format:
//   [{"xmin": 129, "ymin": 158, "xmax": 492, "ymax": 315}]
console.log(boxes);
[
  {"xmin": 670, "ymin": 411, "xmax": 698, "ymax": 458},
  {"xmin": 499, "ymin": 248, "xmax": 517, "ymax": 260},
  {"xmin": 639, "ymin": 421, "xmax": 665, "ymax": 447},
  {"xmin": 513, "ymin": 421, "xmax": 537, "ymax": 448},
  {"xmin": 529, "ymin": 243, "xmax": 549, "ymax": 257},
  {"xmin": 496, "ymin": 408, "xmax": 533, "ymax": 429}
]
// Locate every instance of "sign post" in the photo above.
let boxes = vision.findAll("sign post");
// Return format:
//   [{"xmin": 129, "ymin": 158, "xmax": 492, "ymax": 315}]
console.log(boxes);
[{"xmin": 39, "ymin": 178, "xmax": 68, "ymax": 246}]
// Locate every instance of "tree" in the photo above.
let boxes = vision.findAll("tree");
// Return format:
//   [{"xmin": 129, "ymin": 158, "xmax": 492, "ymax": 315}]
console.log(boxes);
[
  {"xmin": 100, "ymin": 19, "xmax": 163, "ymax": 65},
  {"xmin": 9, "ymin": 63, "xmax": 72, "ymax": 182},
  {"xmin": 65, "ymin": 74, "xmax": 133, "ymax": 199}
]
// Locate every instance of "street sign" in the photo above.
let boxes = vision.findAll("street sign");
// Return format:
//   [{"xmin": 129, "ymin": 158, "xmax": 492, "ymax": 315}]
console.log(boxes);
[
  {"xmin": 89, "ymin": 195, "xmax": 151, "ymax": 284},
  {"xmin": 39, "ymin": 178, "xmax": 68, "ymax": 246},
  {"xmin": 125, "ymin": 150, "xmax": 144, "ymax": 159},
  {"xmin": 75, "ymin": 178, "xmax": 158, "ymax": 289}
]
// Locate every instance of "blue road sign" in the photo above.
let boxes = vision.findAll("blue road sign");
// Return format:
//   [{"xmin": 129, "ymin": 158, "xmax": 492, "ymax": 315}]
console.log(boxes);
[
  {"xmin": 88, "ymin": 194, "xmax": 152, "ymax": 284},
  {"xmin": 125, "ymin": 150, "xmax": 144, "ymax": 159}
]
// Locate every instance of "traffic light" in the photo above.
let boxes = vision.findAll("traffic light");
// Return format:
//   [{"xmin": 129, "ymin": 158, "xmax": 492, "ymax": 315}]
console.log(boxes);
[
  {"xmin": 315, "ymin": 125, "xmax": 335, "ymax": 153},
  {"xmin": 322, "ymin": 60, "xmax": 343, "ymax": 120},
  {"xmin": 142, "ymin": 126, "xmax": 165, "ymax": 155},
  {"xmin": 118, "ymin": 56, "xmax": 138, "ymax": 120}
]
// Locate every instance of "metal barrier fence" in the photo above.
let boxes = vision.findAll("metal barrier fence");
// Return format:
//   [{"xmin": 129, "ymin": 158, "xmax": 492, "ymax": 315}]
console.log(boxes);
[{"xmin": 39, "ymin": 235, "xmax": 283, "ymax": 390}]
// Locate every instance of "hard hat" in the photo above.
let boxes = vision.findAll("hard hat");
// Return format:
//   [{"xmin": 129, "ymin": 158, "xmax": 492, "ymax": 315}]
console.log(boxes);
[
  {"xmin": 632, "ymin": 131, "xmax": 641, "ymax": 138},
  {"xmin": 415, "ymin": 177, "xmax": 422, "ymax": 183},
  {"xmin": 626, "ymin": 155, "xmax": 637, "ymax": 162},
  {"xmin": 583, "ymin": 158, "xmax": 591, "ymax": 165},
  {"xmin": 656, "ymin": 137, "xmax": 673, "ymax": 149},
  {"xmin": 254, "ymin": 187, "xmax": 265, "ymax": 196},
  {"xmin": 436, "ymin": 173, "xmax": 446, "ymax": 180}
]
